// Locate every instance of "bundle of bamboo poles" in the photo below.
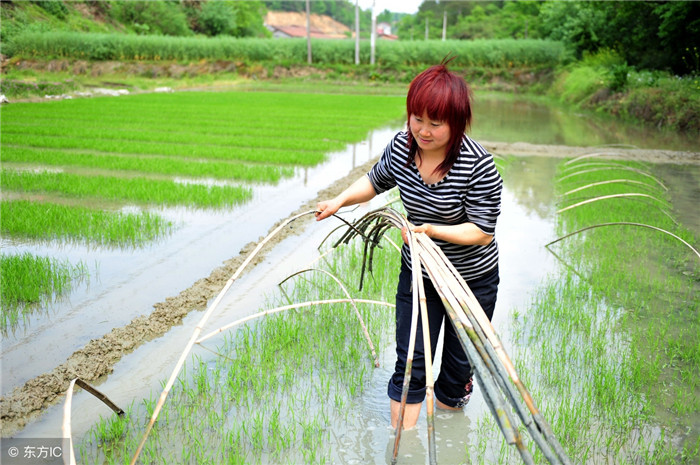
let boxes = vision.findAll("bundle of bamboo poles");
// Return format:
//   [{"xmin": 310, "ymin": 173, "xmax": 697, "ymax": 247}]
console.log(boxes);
[{"xmin": 334, "ymin": 207, "xmax": 572, "ymax": 465}]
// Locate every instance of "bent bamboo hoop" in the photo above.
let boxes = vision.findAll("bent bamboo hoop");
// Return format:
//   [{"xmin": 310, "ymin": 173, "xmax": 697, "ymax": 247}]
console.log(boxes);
[
  {"xmin": 558, "ymin": 166, "xmax": 668, "ymax": 191},
  {"xmin": 62, "ymin": 378, "xmax": 125, "ymax": 465},
  {"xmin": 563, "ymin": 148, "xmax": 641, "ymax": 166},
  {"xmin": 335, "ymin": 207, "xmax": 571, "ymax": 465},
  {"xmin": 561, "ymin": 179, "xmax": 659, "ymax": 196},
  {"xmin": 196, "ymin": 298, "xmax": 394, "ymax": 345},
  {"xmin": 279, "ymin": 268, "xmax": 380, "ymax": 367},
  {"xmin": 557, "ymin": 192, "xmax": 669, "ymax": 214},
  {"xmin": 545, "ymin": 222, "xmax": 700, "ymax": 260}
]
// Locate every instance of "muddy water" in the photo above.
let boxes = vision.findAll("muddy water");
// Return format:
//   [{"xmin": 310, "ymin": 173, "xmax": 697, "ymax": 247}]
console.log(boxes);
[{"xmin": 3, "ymin": 94, "xmax": 698, "ymax": 460}]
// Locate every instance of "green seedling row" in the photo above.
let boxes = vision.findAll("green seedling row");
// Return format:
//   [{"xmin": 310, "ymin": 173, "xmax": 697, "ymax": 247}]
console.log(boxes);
[
  {"xmin": 3, "ymin": 116, "xmax": 380, "ymax": 142},
  {"xmin": 1, "ymin": 200, "xmax": 174, "ymax": 246},
  {"xmin": 2, "ymin": 147, "xmax": 294, "ymax": 183},
  {"xmin": 5, "ymin": 92, "xmax": 404, "ymax": 128},
  {"xmin": 1, "ymin": 124, "xmax": 347, "ymax": 153},
  {"xmin": 0, "ymin": 252, "xmax": 89, "ymax": 331},
  {"xmin": 2, "ymin": 170, "xmax": 252, "ymax": 209},
  {"xmin": 3, "ymin": 133, "xmax": 329, "ymax": 166}
]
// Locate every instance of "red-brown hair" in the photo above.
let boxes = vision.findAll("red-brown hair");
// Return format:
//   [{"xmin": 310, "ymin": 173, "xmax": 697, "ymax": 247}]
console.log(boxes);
[{"xmin": 406, "ymin": 59, "xmax": 472, "ymax": 175}]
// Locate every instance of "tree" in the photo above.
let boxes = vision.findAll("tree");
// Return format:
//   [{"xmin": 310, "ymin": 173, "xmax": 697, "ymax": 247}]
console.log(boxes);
[
  {"xmin": 110, "ymin": 0, "xmax": 192, "ymax": 36},
  {"xmin": 539, "ymin": 1, "xmax": 700, "ymax": 74},
  {"xmin": 196, "ymin": 0, "xmax": 268, "ymax": 37}
]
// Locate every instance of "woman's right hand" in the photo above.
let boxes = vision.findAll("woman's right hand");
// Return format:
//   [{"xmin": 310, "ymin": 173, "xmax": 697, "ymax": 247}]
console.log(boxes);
[{"xmin": 315, "ymin": 198, "xmax": 342, "ymax": 221}]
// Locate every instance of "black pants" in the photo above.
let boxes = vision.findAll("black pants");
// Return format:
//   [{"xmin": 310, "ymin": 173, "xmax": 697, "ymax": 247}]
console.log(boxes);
[{"xmin": 387, "ymin": 263, "xmax": 499, "ymax": 407}]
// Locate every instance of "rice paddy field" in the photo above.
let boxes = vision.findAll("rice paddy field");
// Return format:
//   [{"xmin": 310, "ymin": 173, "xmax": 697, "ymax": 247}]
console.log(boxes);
[{"xmin": 1, "ymin": 88, "xmax": 698, "ymax": 464}]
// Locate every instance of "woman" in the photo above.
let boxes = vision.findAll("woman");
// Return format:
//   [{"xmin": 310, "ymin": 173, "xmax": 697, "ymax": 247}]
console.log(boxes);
[{"xmin": 315, "ymin": 62, "xmax": 502, "ymax": 430}]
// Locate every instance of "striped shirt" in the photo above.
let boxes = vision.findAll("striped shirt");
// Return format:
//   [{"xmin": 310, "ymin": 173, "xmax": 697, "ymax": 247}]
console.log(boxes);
[{"xmin": 367, "ymin": 131, "xmax": 502, "ymax": 281}]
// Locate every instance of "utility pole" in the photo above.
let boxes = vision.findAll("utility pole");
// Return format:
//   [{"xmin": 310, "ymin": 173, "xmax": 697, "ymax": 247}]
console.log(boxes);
[
  {"xmin": 355, "ymin": 0, "xmax": 360, "ymax": 64},
  {"xmin": 370, "ymin": 0, "xmax": 376, "ymax": 65},
  {"xmin": 425, "ymin": 17, "xmax": 428, "ymax": 40},
  {"xmin": 442, "ymin": 9, "xmax": 447, "ymax": 41},
  {"xmin": 306, "ymin": 0, "xmax": 312, "ymax": 64}
]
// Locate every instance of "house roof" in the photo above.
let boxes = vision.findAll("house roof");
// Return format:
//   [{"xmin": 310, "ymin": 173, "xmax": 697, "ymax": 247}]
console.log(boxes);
[{"xmin": 265, "ymin": 11, "xmax": 352, "ymax": 39}]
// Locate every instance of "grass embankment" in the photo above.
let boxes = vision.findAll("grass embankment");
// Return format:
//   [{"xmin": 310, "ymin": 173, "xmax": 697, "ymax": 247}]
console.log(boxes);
[
  {"xmin": 492, "ymin": 157, "xmax": 699, "ymax": 463},
  {"xmin": 0, "ymin": 90, "xmax": 405, "ymax": 330},
  {"xmin": 76, "ymin": 231, "xmax": 400, "ymax": 464}
]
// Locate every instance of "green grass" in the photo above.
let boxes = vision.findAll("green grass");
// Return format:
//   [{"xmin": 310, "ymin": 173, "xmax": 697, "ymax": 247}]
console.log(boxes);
[
  {"xmin": 0, "ymin": 252, "xmax": 88, "ymax": 331},
  {"xmin": 5, "ymin": 31, "xmax": 569, "ymax": 68},
  {"xmin": 1, "ymin": 170, "xmax": 253, "ymax": 208},
  {"xmin": 1, "ymin": 200, "xmax": 173, "ymax": 246}
]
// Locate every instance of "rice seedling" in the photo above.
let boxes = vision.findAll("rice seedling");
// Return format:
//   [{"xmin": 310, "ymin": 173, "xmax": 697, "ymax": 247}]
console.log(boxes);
[
  {"xmin": 1, "ymin": 91, "xmax": 404, "ymax": 250},
  {"xmin": 2, "ymin": 169, "xmax": 252, "ymax": 208},
  {"xmin": 1, "ymin": 147, "xmax": 294, "ymax": 183},
  {"xmin": 1, "ymin": 200, "xmax": 173, "ymax": 246},
  {"xmin": 0, "ymin": 252, "xmax": 88, "ymax": 331}
]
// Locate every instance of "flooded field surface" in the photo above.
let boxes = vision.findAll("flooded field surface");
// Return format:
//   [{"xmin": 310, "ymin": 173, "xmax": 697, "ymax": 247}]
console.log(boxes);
[{"xmin": 1, "ymin": 92, "xmax": 698, "ymax": 464}]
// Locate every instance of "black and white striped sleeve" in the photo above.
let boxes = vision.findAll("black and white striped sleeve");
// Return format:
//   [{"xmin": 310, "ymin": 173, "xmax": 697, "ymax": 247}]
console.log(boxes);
[{"xmin": 464, "ymin": 141, "xmax": 502, "ymax": 236}]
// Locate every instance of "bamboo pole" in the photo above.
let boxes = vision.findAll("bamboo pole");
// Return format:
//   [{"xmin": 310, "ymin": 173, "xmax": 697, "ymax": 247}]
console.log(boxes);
[
  {"xmin": 411, "ymin": 229, "xmax": 437, "ymax": 465},
  {"xmin": 62, "ymin": 379, "xmax": 78, "ymax": 465},
  {"xmin": 196, "ymin": 298, "xmax": 393, "ymax": 344},
  {"xmin": 545, "ymin": 222, "xmax": 700, "ymax": 260},
  {"xmin": 391, "ymin": 217, "xmax": 420, "ymax": 464},
  {"xmin": 62, "ymin": 378, "xmax": 126, "ymax": 465},
  {"xmin": 279, "ymin": 268, "xmax": 380, "ymax": 367}
]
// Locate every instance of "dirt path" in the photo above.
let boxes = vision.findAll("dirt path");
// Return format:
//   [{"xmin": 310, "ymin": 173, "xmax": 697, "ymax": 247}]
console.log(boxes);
[{"xmin": 1, "ymin": 144, "xmax": 697, "ymax": 436}]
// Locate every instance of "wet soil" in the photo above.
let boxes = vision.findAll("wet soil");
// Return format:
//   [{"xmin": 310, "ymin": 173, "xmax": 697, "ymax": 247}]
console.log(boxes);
[{"xmin": 1, "ymin": 143, "xmax": 697, "ymax": 436}]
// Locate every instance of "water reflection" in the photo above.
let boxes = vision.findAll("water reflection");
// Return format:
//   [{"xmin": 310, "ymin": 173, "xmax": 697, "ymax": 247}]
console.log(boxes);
[
  {"xmin": 500, "ymin": 156, "xmax": 560, "ymax": 219},
  {"xmin": 471, "ymin": 96, "xmax": 698, "ymax": 152}
]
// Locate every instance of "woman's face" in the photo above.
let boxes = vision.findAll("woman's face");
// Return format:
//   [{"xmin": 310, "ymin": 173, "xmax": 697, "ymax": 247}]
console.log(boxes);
[{"xmin": 409, "ymin": 111, "xmax": 451, "ymax": 157}]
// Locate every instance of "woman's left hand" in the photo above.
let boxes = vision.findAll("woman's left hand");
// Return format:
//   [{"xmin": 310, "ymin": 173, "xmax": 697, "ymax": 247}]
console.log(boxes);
[{"xmin": 401, "ymin": 224, "xmax": 433, "ymax": 244}]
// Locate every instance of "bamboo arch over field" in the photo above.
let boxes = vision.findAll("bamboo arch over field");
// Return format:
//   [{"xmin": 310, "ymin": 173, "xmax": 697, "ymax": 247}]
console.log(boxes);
[{"xmin": 546, "ymin": 222, "xmax": 700, "ymax": 260}]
